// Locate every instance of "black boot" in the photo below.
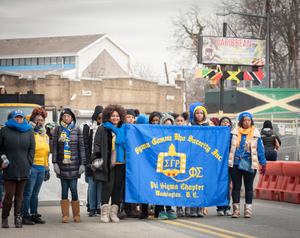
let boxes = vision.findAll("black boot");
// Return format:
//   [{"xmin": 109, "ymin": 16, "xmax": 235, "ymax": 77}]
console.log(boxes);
[
  {"xmin": 139, "ymin": 203, "xmax": 148, "ymax": 219},
  {"xmin": 14, "ymin": 200, "xmax": 23, "ymax": 228},
  {"xmin": 2, "ymin": 202, "xmax": 12, "ymax": 228},
  {"xmin": 22, "ymin": 214, "xmax": 35, "ymax": 225},
  {"xmin": 124, "ymin": 203, "xmax": 139, "ymax": 218},
  {"xmin": 31, "ymin": 214, "xmax": 46, "ymax": 224}
]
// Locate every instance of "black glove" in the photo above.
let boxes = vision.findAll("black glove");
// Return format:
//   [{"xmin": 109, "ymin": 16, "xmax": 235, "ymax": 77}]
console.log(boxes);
[
  {"xmin": 34, "ymin": 124, "xmax": 41, "ymax": 131},
  {"xmin": 44, "ymin": 171, "xmax": 50, "ymax": 181}
]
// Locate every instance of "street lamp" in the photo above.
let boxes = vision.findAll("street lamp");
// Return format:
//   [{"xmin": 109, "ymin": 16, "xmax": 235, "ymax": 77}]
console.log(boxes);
[{"xmin": 215, "ymin": 11, "xmax": 270, "ymax": 88}]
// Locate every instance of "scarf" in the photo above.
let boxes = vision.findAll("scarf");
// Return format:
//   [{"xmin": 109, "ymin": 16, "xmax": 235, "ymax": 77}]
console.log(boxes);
[
  {"xmin": 85, "ymin": 120, "xmax": 100, "ymax": 153},
  {"xmin": 237, "ymin": 126, "xmax": 255, "ymax": 151},
  {"xmin": 5, "ymin": 118, "xmax": 32, "ymax": 132},
  {"xmin": 29, "ymin": 121, "xmax": 46, "ymax": 136},
  {"xmin": 102, "ymin": 122, "xmax": 125, "ymax": 163},
  {"xmin": 60, "ymin": 120, "xmax": 74, "ymax": 164}
]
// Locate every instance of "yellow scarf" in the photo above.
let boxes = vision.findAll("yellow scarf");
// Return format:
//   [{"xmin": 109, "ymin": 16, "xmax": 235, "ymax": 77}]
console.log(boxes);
[{"xmin": 237, "ymin": 126, "xmax": 255, "ymax": 151}]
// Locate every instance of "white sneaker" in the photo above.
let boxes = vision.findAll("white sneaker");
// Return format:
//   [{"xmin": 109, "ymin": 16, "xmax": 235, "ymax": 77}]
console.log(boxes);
[
  {"xmin": 217, "ymin": 211, "xmax": 225, "ymax": 216},
  {"xmin": 225, "ymin": 210, "xmax": 232, "ymax": 216}
]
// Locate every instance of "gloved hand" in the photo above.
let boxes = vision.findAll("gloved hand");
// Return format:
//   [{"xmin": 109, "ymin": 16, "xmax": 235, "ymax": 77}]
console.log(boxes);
[
  {"xmin": 54, "ymin": 163, "xmax": 60, "ymax": 174},
  {"xmin": 260, "ymin": 164, "xmax": 267, "ymax": 176},
  {"xmin": 79, "ymin": 165, "xmax": 85, "ymax": 175},
  {"xmin": 44, "ymin": 171, "xmax": 50, "ymax": 181},
  {"xmin": 34, "ymin": 124, "xmax": 41, "ymax": 131}
]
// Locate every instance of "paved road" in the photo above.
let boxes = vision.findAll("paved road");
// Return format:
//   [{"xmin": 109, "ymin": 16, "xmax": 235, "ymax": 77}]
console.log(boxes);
[{"xmin": 1, "ymin": 199, "xmax": 299, "ymax": 238}]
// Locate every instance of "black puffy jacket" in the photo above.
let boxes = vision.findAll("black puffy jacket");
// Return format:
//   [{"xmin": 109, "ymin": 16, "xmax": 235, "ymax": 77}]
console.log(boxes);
[
  {"xmin": 261, "ymin": 128, "xmax": 281, "ymax": 152},
  {"xmin": 52, "ymin": 107, "xmax": 86, "ymax": 180},
  {"xmin": 0, "ymin": 126, "xmax": 35, "ymax": 180}
]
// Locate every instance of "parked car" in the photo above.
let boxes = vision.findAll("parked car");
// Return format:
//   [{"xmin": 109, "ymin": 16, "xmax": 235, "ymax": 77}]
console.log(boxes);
[{"xmin": 277, "ymin": 136, "xmax": 299, "ymax": 161}]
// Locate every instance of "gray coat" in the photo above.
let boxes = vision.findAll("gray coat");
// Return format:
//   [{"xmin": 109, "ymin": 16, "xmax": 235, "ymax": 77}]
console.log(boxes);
[{"xmin": 52, "ymin": 107, "xmax": 86, "ymax": 180}]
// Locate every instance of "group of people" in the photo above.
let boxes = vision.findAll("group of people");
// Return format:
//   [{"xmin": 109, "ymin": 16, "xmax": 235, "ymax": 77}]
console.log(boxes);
[{"xmin": 0, "ymin": 101, "xmax": 280, "ymax": 229}]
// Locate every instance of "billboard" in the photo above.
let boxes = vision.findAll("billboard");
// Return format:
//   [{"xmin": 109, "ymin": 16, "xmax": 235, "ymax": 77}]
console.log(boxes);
[{"xmin": 198, "ymin": 36, "xmax": 266, "ymax": 66}]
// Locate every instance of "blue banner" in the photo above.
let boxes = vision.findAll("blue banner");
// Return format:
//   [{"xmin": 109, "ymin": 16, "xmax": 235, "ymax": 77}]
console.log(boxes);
[{"xmin": 124, "ymin": 124, "xmax": 231, "ymax": 207}]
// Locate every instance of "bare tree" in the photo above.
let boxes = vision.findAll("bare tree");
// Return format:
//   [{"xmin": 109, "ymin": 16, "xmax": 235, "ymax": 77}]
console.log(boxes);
[{"xmin": 129, "ymin": 60, "xmax": 160, "ymax": 82}]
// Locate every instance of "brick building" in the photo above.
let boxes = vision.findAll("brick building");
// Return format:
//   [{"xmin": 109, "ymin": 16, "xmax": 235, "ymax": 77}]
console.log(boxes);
[{"xmin": 0, "ymin": 34, "xmax": 184, "ymax": 120}]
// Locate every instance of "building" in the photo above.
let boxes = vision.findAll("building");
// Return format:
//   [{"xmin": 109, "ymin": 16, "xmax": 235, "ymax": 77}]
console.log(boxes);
[{"xmin": 0, "ymin": 34, "xmax": 184, "ymax": 121}]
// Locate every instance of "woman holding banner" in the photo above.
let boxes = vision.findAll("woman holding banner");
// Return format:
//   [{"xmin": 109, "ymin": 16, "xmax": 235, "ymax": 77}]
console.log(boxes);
[
  {"xmin": 229, "ymin": 112, "xmax": 267, "ymax": 218},
  {"xmin": 92, "ymin": 104, "xmax": 127, "ymax": 223}
]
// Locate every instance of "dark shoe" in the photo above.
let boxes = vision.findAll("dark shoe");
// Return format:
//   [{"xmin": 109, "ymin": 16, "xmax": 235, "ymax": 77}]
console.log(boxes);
[
  {"xmin": 1, "ymin": 202, "xmax": 12, "ymax": 228},
  {"xmin": 88, "ymin": 209, "xmax": 96, "ymax": 217},
  {"xmin": 139, "ymin": 213, "xmax": 148, "ymax": 219},
  {"xmin": 126, "ymin": 211, "xmax": 139, "ymax": 218},
  {"xmin": 117, "ymin": 211, "xmax": 127, "ymax": 219},
  {"xmin": 31, "ymin": 214, "xmax": 46, "ymax": 224},
  {"xmin": 14, "ymin": 200, "xmax": 23, "ymax": 228},
  {"xmin": 96, "ymin": 208, "xmax": 101, "ymax": 216},
  {"xmin": 22, "ymin": 214, "xmax": 35, "ymax": 225}
]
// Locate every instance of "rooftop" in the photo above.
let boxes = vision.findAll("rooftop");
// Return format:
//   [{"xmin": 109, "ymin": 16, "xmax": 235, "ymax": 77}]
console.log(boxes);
[{"xmin": 0, "ymin": 34, "xmax": 105, "ymax": 56}]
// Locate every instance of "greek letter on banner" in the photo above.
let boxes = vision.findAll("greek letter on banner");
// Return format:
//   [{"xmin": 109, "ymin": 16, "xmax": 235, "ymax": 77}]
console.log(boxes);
[{"xmin": 124, "ymin": 124, "xmax": 230, "ymax": 207}]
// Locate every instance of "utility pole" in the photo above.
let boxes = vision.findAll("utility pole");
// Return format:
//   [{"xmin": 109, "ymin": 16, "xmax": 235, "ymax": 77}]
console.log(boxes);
[
  {"xmin": 266, "ymin": 0, "xmax": 271, "ymax": 88},
  {"xmin": 164, "ymin": 62, "xmax": 169, "ymax": 84},
  {"xmin": 219, "ymin": 22, "xmax": 227, "ymax": 115},
  {"xmin": 292, "ymin": 33, "xmax": 299, "ymax": 88}
]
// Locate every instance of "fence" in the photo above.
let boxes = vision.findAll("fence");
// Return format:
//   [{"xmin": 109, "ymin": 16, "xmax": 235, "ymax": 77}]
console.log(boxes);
[{"xmin": 209, "ymin": 111, "xmax": 300, "ymax": 161}]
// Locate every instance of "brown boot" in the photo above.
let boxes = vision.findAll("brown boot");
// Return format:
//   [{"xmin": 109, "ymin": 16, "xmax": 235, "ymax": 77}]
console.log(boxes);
[
  {"xmin": 101, "ymin": 204, "xmax": 110, "ymax": 223},
  {"xmin": 232, "ymin": 203, "xmax": 240, "ymax": 218},
  {"xmin": 132, "ymin": 203, "xmax": 140, "ymax": 214},
  {"xmin": 244, "ymin": 204, "xmax": 252, "ymax": 218},
  {"xmin": 71, "ymin": 200, "xmax": 82, "ymax": 222},
  {"xmin": 60, "ymin": 200, "xmax": 69, "ymax": 223},
  {"xmin": 2, "ymin": 202, "xmax": 12, "ymax": 228},
  {"xmin": 202, "ymin": 207, "xmax": 208, "ymax": 215}
]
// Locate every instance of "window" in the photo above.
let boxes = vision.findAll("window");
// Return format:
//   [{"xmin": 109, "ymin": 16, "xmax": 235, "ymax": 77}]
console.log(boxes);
[
  {"xmin": 13, "ymin": 58, "xmax": 19, "ymax": 66},
  {"xmin": 57, "ymin": 57, "xmax": 62, "ymax": 64},
  {"xmin": 31, "ymin": 58, "xmax": 37, "ymax": 65},
  {"xmin": 25, "ymin": 58, "xmax": 31, "ymax": 65},
  {"xmin": 70, "ymin": 56, "xmax": 75, "ymax": 64},
  {"xmin": 64, "ymin": 56, "xmax": 70, "ymax": 64},
  {"xmin": 20, "ymin": 58, "xmax": 25, "ymax": 65},
  {"xmin": 51, "ymin": 57, "xmax": 56, "ymax": 64},
  {"xmin": 1, "ymin": 59, "xmax": 6, "ymax": 66},
  {"xmin": 38, "ymin": 58, "xmax": 45, "ymax": 65},
  {"xmin": 6, "ymin": 59, "xmax": 12, "ymax": 66},
  {"xmin": 45, "ymin": 57, "xmax": 50, "ymax": 64}
]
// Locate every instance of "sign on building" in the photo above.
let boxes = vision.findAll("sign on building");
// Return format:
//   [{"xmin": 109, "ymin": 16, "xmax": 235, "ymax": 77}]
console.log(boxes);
[
  {"xmin": 198, "ymin": 36, "xmax": 266, "ymax": 66},
  {"xmin": 166, "ymin": 95, "xmax": 174, "ymax": 100},
  {"xmin": 82, "ymin": 90, "xmax": 92, "ymax": 96}
]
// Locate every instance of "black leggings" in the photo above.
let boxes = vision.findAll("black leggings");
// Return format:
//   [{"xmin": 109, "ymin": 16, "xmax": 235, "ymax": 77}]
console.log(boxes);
[
  {"xmin": 229, "ymin": 165, "xmax": 257, "ymax": 204},
  {"xmin": 101, "ymin": 164, "xmax": 125, "ymax": 207}
]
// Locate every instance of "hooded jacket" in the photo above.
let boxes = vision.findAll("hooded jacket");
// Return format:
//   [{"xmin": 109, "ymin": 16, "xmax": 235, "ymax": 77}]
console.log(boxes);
[
  {"xmin": 261, "ymin": 128, "xmax": 281, "ymax": 152},
  {"xmin": 52, "ymin": 107, "xmax": 86, "ymax": 179}
]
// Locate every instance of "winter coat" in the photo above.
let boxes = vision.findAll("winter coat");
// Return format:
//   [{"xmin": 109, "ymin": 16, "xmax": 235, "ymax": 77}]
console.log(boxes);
[
  {"xmin": 83, "ymin": 121, "xmax": 100, "ymax": 177},
  {"xmin": 52, "ymin": 107, "xmax": 86, "ymax": 180},
  {"xmin": 92, "ymin": 125, "xmax": 113, "ymax": 182},
  {"xmin": 0, "ymin": 126, "xmax": 35, "ymax": 180},
  {"xmin": 229, "ymin": 127, "xmax": 266, "ymax": 170},
  {"xmin": 261, "ymin": 128, "xmax": 281, "ymax": 152}
]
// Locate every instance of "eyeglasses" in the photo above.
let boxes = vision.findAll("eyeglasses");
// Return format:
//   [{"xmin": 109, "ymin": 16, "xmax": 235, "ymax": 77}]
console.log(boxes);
[{"xmin": 151, "ymin": 119, "xmax": 159, "ymax": 122}]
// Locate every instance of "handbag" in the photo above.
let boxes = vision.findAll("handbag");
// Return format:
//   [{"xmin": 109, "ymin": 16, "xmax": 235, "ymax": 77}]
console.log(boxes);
[
  {"xmin": 238, "ymin": 157, "xmax": 255, "ymax": 174},
  {"xmin": 275, "ymin": 138, "xmax": 280, "ymax": 150}
]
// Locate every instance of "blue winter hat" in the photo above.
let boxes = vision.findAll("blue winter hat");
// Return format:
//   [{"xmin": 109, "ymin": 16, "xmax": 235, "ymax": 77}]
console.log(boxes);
[
  {"xmin": 239, "ymin": 112, "xmax": 253, "ymax": 121},
  {"xmin": 11, "ymin": 109, "xmax": 25, "ymax": 118},
  {"xmin": 189, "ymin": 102, "xmax": 203, "ymax": 122},
  {"xmin": 136, "ymin": 114, "xmax": 149, "ymax": 124}
]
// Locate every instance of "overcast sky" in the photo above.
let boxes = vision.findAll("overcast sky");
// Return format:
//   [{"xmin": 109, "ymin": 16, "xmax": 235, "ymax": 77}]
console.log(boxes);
[{"xmin": 0, "ymin": 0, "xmax": 221, "ymax": 81}]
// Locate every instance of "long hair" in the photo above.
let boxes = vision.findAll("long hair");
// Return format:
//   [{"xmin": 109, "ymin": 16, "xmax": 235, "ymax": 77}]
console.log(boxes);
[{"xmin": 102, "ymin": 104, "xmax": 126, "ymax": 124}]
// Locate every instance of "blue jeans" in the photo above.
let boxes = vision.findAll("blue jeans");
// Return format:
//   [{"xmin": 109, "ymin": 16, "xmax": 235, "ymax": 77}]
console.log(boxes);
[
  {"xmin": 61, "ymin": 179, "xmax": 78, "ymax": 201},
  {"xmin": 0, "ymin": 170, "xmax": 3, "ymax": 203},
  {"xmin": 88, "ymin": 176, "xmax": 102, "ymax": 210},
  {"xmin": 22, "ymin": 167, "xmax": 45, "ymax": 215},
  {"xmin": 265, "ymin": 151, "xmax": 277, "ymax": 161},
  {"xmin": 217, "ymin": 170, "xmax": 232, "ymax": 212}
]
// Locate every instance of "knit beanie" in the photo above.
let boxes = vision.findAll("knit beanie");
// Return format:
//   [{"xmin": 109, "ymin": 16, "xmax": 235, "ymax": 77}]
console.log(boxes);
[
  {"xmin": 263, "ymin": 120, "xmax": 273, "ymax": 129},
  {"xmin": 126, "ymin": 109, "xmax": 136, "ymax": 117},
  {"xmin": 92, "ymin": 106, "xmax": 103, "ymax": 121},
  {"xmin": 62, "ymin": 109, "xmax": 73, "ymax": 117},
  {"xmin": 136, "ymin": 114, "xmax": 149, "ymax": 124},
  {"xmin": 160, "ymin": 114, "xmax": 175, "ymax": 125}
]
